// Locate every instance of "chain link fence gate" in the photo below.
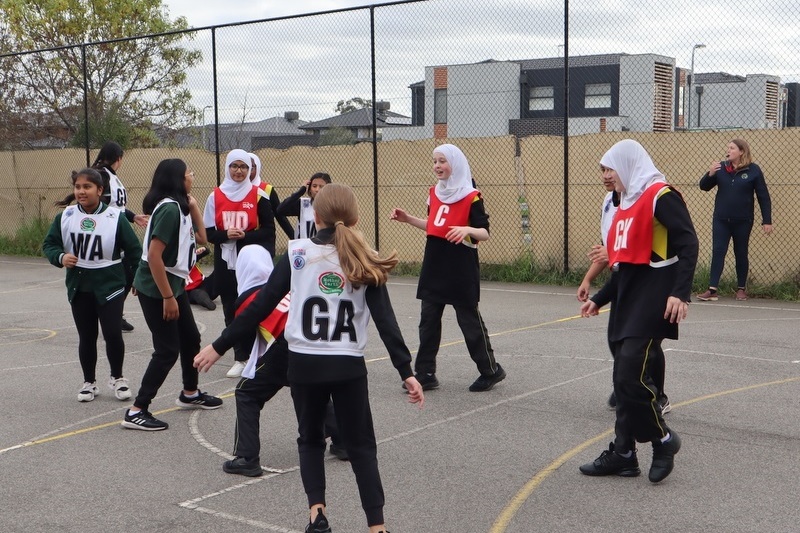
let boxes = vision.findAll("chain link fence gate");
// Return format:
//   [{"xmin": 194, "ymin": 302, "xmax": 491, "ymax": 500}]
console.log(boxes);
[{"xmin": 1, "ymin": 0, "xmax": 798, "ymax": 288}]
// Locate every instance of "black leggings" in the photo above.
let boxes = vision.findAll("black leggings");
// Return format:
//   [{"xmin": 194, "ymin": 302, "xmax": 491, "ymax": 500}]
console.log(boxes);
[
  {"xmin": 709, "ymin": 217, "xmax": 753, "ymax": 288},
  {"xmin": 291, "ymin": 376, "xmax": 384, "ymax": 526},
  {"xmin": 70, "ymin": 291, "xmax": 125, "ymax": 382},
  {"xmin": 133, "ymin": 292, "xmax": 201, "ymax": 411}
]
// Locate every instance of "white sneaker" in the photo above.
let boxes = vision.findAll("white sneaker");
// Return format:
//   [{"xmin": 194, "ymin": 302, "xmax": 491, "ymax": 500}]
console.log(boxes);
[
  {"xmin": 109, "ymin": 377, "xmax": 132, "ymax": 401},
  {"xmin": 226, "ymin": 361, "xmax": 246, "ymax": 378},
  {"xmin": 78, "ymin": 382, "xmax": 99, "ymax": 402}
]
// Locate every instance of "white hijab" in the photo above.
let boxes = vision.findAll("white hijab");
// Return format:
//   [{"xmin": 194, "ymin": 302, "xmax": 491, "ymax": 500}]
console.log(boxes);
[
  {"xmin": 600, "ymin": 139, "xmax": 665, "ymax": 210},
  {"xmin": 235, "ymin": 244, "xmax": 274, "ymax": 295},
  {"xmin": 219, "ymin": 149, "xmax": 253, "ymax": 202},
  {"xmin": 234, "ymin": 245, "xmax": 276, "ymax": 380},
  {"xmin": 202, "ymin": 148, "xmax": 254, "ymax": 268},
  {"xmin": 432, "ymin": 144, "xmax": 477, "ymax": 204},
  {"xmin": 248, "ymin": 152, "xmax": 263, "ymax": 187}
]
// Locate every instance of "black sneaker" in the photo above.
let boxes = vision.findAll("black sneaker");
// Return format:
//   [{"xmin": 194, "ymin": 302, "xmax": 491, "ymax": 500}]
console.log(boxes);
[
  {"xmin": 223, "ymin": 456, "xmax": 263, "ymax": 477},
  {"xmin": 579, "ymin": 442, "xmax": 640, "ymax": 477},
  {"xmin": 121, "ymin": 410, "xmax": 169, "ymax": 431},
  {"xmin": 649, "ymin": 430, "xmax": 681, "ymax": 483},
  {"xmin": 175, "ymin": 390, "xmax": 223, "ymax": 410},
  {"xmin": 607, "ymin": 390, "xmax": 616, "ymax": 410},
  {"xmin": 468, "ymin": 364, "xmax": 506, "ymax": 392},
  {"xmin": 329, "ymin": 443, "xmax": 349, "ymax": 461},
  {"xmin": 305, "ymin": 511, "xmax": 332, "ymax": 533},
  {"xmin": 402, "ymin": 372, "xmax": 440, "ymax": 391},
  {"xmin": 121, "ymin": 317, "xmax": 134, "ymax": 332}
]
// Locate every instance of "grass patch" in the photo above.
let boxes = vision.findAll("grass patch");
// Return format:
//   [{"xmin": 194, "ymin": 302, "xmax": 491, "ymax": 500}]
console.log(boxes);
[{"xmin": 0, "ymin": 218, "xmax": 50, "ymax": 256}]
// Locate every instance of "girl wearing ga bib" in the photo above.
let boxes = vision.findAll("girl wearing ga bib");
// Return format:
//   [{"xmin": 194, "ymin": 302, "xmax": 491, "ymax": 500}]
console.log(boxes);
[
  {"xmin": 43, "ymin": 168, "xmax": 142, "ymax": 403},
  {"xmin": 195, "ymin": 183, "xmax": 424, "ymax": 533}
]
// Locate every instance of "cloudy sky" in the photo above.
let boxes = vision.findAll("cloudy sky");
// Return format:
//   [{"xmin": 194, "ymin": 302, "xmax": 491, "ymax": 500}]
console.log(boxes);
[{"xmin": 159, "ymin": 0, "xmax": 800, "ymax": 124}]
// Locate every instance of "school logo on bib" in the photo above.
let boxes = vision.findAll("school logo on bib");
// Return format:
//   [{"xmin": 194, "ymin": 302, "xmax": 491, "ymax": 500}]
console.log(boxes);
[
  {"xmin": 80, "ymin": 218, "xmax": 96, "ymax": 232},
  {"xmin": 318, "ymin": 272, "xmax": 345, "ymax": 295}
]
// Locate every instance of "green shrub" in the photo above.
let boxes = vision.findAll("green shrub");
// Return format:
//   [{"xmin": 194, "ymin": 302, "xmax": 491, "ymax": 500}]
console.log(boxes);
[{"xmin": 0, "ymin": 218, "xmax": 50, "ymax": 256}]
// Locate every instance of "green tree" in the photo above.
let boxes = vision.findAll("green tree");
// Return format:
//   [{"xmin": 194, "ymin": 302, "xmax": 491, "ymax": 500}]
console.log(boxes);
[
  {"xmin": 318, "ymin": 126, "xmax": 356, "ymax": 146},
  {"xmin": 335, "ymin": 97, "xmax": 372, "ymax": 115},
  {"xmin": 0, "ymin": 0, "xmax": 202, "ymax": 148}
]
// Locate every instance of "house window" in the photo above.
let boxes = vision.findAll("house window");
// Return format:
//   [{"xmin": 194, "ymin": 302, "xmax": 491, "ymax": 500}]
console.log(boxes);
[
  {"xmin": 529, "ymin": 86, "xmax": 554, "ymax": 111},
  {"xmin": 434, "ymin": 89, "xmax": 447, "ymax": 124},
  {"xmin": 585, "ymin": 83, "xmax": 612, "ymax": 109}
]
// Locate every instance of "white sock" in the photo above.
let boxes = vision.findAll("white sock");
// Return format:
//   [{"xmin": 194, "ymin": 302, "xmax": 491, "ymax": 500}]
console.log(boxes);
[
  {"xmin": 184, "ymin": 391, "xmax": 199, "ymax": 399},
  {"xmin": 660, "ymin": 433, "xmax": 671, "ymax": 444},
  {"xmin": 127, "ymin": 409, "xmax": 141, "ymax": 416}
]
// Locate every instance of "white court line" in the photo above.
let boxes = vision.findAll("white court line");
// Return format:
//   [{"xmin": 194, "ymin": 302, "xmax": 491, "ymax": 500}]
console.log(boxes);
[
  {"xmin": 177, "ymin": 367, "xmax": 611, "ymax": 530},
  {"xmin": 389, "ymin": 280, "xmax": 574, "ymax": 297}
]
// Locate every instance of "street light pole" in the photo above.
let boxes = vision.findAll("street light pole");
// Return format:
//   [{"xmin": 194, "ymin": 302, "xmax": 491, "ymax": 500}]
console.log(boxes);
[
  {"xmin": 688, "ymin": 43, "xmax": 706, "ymax": 130},
  {"xmin": 201, "ymin": 105, "xmax": 212, "ymax": 150}
]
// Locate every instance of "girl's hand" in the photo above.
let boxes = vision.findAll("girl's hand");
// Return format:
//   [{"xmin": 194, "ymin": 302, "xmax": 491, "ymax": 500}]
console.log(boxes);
[
  {"xmin": 61, "ymin": 253, "xmax": 78, "ymax": 268},
  {"xmin": 194, "ymin": 345, "xmax": 222, "ymax": 373},
  {"xmin": 445, "ymin": 225, "xmax": 471, "ymax": 244},
  {"xmin": 133, "ymin": 214, "xmax": 149, "ymax": 228},
  {"xmin": 227, "ymin": 228, "xmax": 245, "ymax": 240},
  {"xmin": 664, "ymin": 296, "xmax": 688, "ymax": 324},
  {"xmin": 588, "ymin": 244, "xmax": 608, "ymax": 264},
  {"xmin": 580, "ymin": 300, "xmax": 599, "ymax": 317},
  {"xmin": 389, "ymin": 208, "xmax": 408, "ymax": 223},
  {"xmin": 163, "ymin": 296, "xmax": 179, "ymax": 321},
  {"xmin": 403, "ymin": 377, "xmax": 425, "ymax": 408}
]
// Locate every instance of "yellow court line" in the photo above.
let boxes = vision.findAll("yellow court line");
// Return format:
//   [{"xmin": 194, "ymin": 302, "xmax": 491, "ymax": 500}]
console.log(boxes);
[
  {"xmin": 1, "ymin": 312, "xmax": 600, "ymax": 451},
  {"xmin": 0, "ymin": 391, "xmax": 238, "ymax": 454},
  {"xmin": 0, "ymin": 328, "xmax": 57, "ymax": 346},
  {"xmin": 489, "ymin": 375, "xmax": 800, "ymax": 533}
]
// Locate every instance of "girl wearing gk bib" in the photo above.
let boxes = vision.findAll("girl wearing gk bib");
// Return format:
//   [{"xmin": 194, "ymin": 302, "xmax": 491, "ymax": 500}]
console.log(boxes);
[
  {"xmin": 44, "ymin": 168, "xmax": 142, "ymax": 402},
  {"xmin": 195, "ymin": 183, "xmax": 424, "ymax": 533},
  {"xmin": 122, "ymin": 159, "xmax": 222, "ymax": 431}
]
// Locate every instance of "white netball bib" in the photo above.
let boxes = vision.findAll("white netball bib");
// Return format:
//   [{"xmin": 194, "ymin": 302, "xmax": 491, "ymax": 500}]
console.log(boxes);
[
  {"xmin": 142, "ymin": 199, "xmax": 196, "ymax": 279},
  {"xmin": 284, "ymin": 239, "xmax": 370, "ymax": 357},
  {"xmin": 60, "ymin": 205, "xmax": 121, "ymax": 269},
  {"xmin": 296, "ymin": 197, "xmax": 317, "ymax": 239},
  {"xmin": 106, "ymin": 169, "xmax": 128, "ymax": 210}
]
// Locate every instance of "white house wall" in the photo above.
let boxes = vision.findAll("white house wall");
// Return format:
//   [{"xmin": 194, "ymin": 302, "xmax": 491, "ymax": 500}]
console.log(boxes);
[
  {"xmin": 618, "ymin": 54, "xmax": 675, "ymax": 133},
  {"xmin": 445, "ymin": 61, "xmax": 521, "ymax": 138}
]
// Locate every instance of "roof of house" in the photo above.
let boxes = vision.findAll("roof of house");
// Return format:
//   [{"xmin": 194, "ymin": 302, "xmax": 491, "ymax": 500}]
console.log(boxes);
[
  {"xmin": 218, "ymin": 116, "xmax": 307, "ymax": 135},
  {"xmin": 299, "ymin": 108, "xmax": 411, "ymax": 130},
  {"xmin": 694, "ymin": 72, "xmax": 747, "ymax": 84},
  {"xmin": 515, "ymin": 53, "xmax": 626, "ymax": 70}
]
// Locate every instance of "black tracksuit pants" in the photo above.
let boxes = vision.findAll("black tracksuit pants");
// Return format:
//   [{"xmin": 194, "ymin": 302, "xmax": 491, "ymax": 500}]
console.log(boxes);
[
  {"xmin": 291, "ymin": 375, "xmax": 384, "ymax": 526},
  {"xmin": 134, "ymin": 292, "xmax": 200, "ymax": 411},
  {"xmin": 611, "ymin": 337, "xmax": 670, "ymax": 453},
  {"xmin": 415, "ymin": 300, "xmax": 497, "ymax": 376}
]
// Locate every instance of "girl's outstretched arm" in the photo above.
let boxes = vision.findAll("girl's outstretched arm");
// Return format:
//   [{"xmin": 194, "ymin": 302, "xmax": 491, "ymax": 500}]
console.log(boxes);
[{"xmin": 389, "ymin": 207, "xmax": 426, "ymax": 231}]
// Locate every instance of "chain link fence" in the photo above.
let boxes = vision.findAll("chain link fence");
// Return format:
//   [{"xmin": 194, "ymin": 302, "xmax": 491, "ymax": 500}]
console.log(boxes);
[{"xmin": 1, "ymin": 0, "xmax": 798, "ymax": 287}]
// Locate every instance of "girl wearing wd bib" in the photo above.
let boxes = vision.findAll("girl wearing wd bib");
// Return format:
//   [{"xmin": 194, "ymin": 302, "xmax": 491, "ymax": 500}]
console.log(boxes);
[
  {"xmin": 203, "ymin": 149, "xmax": 277, "ymax": 379},
  {"xmin": 390, "ymin": 144, "xmax": 505, "ymax": 392},
  {"xmin": 195, "ymin": 183, "xmax": 424, "ymax": 533},
  {"xmin": 44, "ymin": 168, "xmax": 142, "ymax": 402},
  {"xmin": 122, "ymin": 159, "xmax": 222, "ymax": 431},
  {"xmin": 579, "ymin": 140, "xmax": 698, "ymax": 483}
]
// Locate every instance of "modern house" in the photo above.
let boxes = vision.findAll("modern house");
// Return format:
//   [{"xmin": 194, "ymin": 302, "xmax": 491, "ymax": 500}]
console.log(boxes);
[
  {"xmin": 690, "ymin": 72, "xmax": 785, "ymax": 130},
  {"xmin": 383, "ymin": 53, "xmax": 787, "ymax": 141}
]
